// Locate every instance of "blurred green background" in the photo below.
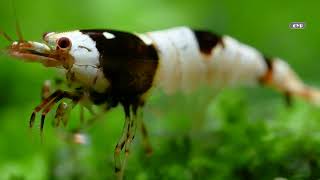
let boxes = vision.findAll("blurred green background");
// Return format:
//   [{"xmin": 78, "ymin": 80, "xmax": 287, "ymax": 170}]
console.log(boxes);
[{"xmin": 0, "ymin": 0, "xmax": 320, "ymax": 179}]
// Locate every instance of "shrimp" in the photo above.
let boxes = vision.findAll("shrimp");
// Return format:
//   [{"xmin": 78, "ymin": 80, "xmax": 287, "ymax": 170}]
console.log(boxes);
[{"xmin": 1, "ymin": 26, "xmax": 320, "ymax": 180}]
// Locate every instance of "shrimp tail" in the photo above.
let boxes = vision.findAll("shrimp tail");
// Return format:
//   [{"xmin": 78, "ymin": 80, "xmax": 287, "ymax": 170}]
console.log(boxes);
[{"xmin": 260, "ymin": 58, "xmax": 320, "ymax": 106}]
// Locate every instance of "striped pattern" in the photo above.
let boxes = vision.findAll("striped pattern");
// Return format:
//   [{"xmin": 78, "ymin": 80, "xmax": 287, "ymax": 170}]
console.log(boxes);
[
  {"xmin": 39, "ymin": 26, "xmax": 320, "ymax": 107},
  {"xmin": 7, "ymin": 26, "xmax": 320, "ymax": 180},
  {"xmin": 147, "ymin": 27, "xmax": 269, "ymax": 93}
]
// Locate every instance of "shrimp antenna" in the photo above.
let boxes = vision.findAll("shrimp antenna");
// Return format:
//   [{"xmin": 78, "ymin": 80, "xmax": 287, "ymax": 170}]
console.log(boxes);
[
  {"xmin": 15, "ymin": 20, "xmax": 24, "ymax": 43},
  {"xmin": 11, "ymin": 0, "xmax": 24, "ymax": 42},
  {"xmin": 0, "ymin": 30, "xmax": 13, "ymax": 42}
]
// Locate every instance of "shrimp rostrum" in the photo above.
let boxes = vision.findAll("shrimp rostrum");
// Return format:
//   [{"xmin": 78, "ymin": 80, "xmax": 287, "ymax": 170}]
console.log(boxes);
[{"xmin": 2, "ymin": 26, "xmax": 320, "ymax": 179}]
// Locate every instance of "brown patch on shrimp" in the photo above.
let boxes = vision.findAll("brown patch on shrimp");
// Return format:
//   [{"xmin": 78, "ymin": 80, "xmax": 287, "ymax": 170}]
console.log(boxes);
[
  {"xmin": 205, "ymin": 63, "xmax": 216, "ymax": 84},
  {"xmin": 259, "ymin": 56, "xmax": 273, "ymax": 84},
  {"xmin": 51, "ymin": 48, "xmax": 75, "ymax": 69}
]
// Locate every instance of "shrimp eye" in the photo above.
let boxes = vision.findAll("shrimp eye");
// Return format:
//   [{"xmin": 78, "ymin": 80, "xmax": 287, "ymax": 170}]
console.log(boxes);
[{"xmin": 57, "ymin": 37, "xmax": 71, "ymax": 49}]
